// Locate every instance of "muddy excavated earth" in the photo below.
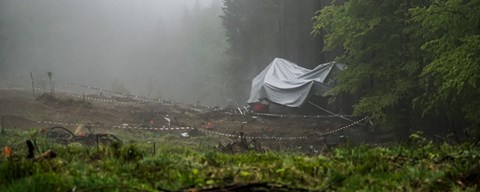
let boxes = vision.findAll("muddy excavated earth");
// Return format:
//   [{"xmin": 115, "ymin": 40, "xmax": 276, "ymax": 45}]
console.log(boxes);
[{"xmin": 0, "ymin": 89, "xmax": 369, "ymax": 153}]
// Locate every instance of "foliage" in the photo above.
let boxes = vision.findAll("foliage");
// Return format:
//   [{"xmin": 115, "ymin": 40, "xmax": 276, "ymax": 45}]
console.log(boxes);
[
  {"xmin": 312, "ymin": 0, "xmax": 480, "ymax": 133},
  {"xmin": 313, "ymin": 0, "xmax": 427, "ymax": 126},
  {"xmin": 410, "ymin": 0, "xmax": 480, "ymax": 126},
  {"xmin": 1, "ymin": 132, "xmax": 479, "ymax": 191}
]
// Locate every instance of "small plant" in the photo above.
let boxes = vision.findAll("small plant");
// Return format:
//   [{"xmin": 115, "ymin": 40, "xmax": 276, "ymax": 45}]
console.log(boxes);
[{"xmin": 119, "ymin": 144, "xmax": 144, "ymax": 161}]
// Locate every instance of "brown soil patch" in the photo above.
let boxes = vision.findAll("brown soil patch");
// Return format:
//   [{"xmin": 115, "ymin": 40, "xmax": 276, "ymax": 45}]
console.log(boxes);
[{"xmin": 0, "ymin": 92, "xmax": 363, "ymax": 153}]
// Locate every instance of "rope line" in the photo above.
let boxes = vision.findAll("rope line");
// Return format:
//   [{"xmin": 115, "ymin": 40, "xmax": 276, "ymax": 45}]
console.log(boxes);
[{"xmin": 308, "ymin": 101, "xmax": 356, "ymax": 123}]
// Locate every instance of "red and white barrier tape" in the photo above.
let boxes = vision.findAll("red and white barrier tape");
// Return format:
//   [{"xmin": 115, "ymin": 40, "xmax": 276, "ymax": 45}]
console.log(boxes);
[
  {"xmin": 35, "ymin": 121, "xmax": 100, "ymax": 127},
  {"xmin": 112, "ymin": 125, "xmax": 194, "ymax": 131},
  {"xmin": 34, "ymin": 120, "xmax": 310, "ymax": 140},
  {"xmin": 249, "ymin": 112, "xmax": 358, "ymax": 119},
  {"xmin": 64, "ymin": 81, "xmax": 219, "ymax": 109},
  {"xmin": 317, "ymin": 116, "xmax": 369, "ymax": 136},
  {"xmin": 0, "ymin": 87, "xmax": 25, "ymax": 91},
  {"xmin": 198, "ymin": 128, "xmax": 308, "ymax": 140},
  {"xmin": 224, "ymin": 111, "xmax": 363, "ymax": 121},
  {"xmin": 36, "ymin": 116, "xmax": 369, "ymax": 139}
]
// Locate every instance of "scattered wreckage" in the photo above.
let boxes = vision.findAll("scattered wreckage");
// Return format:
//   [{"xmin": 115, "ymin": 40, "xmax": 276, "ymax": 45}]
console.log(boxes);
[{"xmin": 43, "ymin": 124, "xmax": 121, "ymax": 146}]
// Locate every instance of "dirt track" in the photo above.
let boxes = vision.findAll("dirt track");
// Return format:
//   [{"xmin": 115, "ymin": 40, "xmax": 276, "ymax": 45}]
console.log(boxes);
[{"xmin": 0, "ymin": 90, "xmax": 367, "ymax": 153}]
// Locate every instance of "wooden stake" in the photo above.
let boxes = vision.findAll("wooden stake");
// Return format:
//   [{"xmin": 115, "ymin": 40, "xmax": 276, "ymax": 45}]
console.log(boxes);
[
  {"xmin": 30, "ymin": 72, "xmax": 35, "ymax": 95},
  {"xmin": 48, "ymin": 72, "xmax": 52, "ymax": 94},
  {"xmin": 96, "ymin": 135, "xmax": 99, "ymax": 151},
  {"xmin": 153, "ymin": 142, "xmax": 156, "ymax": 156},
  {"xmin": 1, "ymin": 115, "xmax": 5, "ymax": 134}
]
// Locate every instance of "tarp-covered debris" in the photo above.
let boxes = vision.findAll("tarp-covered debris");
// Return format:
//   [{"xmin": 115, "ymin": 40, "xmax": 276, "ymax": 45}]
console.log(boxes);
[{"xmin": 247, "ymin": 58, "xmax": 346, "ymax": 107}]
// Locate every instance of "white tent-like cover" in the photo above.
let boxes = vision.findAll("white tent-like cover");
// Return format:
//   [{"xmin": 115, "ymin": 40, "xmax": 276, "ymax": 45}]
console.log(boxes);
[{"xmin": 247, "ymin": 58, "xmax": 346, "ymax": 107}]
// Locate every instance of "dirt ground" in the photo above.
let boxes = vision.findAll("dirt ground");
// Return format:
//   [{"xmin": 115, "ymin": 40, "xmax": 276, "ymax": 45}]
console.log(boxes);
[{"xmin": 0, "ymin": 90, "xmax": 368, "ymax": 153}]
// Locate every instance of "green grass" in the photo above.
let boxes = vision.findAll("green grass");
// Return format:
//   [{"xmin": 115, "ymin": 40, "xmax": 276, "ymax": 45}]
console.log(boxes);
[{"xmin": 0, "ymin": 131, "xmax": 479, "ymax": 191}]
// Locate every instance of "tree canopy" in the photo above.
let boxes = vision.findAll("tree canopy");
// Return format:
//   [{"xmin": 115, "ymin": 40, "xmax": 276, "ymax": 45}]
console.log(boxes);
[
  {"xmin": 412, "ymin": 0, "xmax": 480, "ymax": 125},
  {"xmin": 313, "ymin": 0, "xmax": 480, "ymax": 135}
]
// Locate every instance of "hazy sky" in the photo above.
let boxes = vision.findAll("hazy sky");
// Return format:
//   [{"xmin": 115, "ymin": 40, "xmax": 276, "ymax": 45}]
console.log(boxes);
[{"xmin": 0, "ymin": 0, "xmax": 227, "ymax": 104}]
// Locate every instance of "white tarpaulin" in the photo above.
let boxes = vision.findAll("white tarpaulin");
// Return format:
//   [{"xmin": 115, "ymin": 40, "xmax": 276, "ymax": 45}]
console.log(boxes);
[{"xmin": 247, "ymin": 58, "xmax": 346, "ymax": 107}]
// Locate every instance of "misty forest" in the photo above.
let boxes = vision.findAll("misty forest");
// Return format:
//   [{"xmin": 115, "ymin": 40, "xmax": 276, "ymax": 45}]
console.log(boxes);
[{"xmin": 1, "ymin": 0, "xmax": 479, "ymax": 191}]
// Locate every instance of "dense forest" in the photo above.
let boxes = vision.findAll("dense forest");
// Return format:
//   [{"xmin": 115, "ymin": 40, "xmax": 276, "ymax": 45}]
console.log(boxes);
[
  {"xmin": 221, "ymin": 0, "xmax": 339, "ymax": 102},
  {"xmin": 221, "ymin": 0, "xmax": 479, "ymax": 140}
]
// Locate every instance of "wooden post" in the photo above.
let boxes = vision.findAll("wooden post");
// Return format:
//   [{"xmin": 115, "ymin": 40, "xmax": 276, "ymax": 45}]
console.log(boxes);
[
  {"xmin": 96, "ymin": 135, "xmax": 99, "ymax": 151},
  {"xmin": 47, "ymin": 72, "xmax": 52, "ymax": 94},
  {"xmin": 30, "ymin": 72, "xmax": 35, "ymax": 95},
  {"xmin": 1, "ymin": 115, "xmax": 5, "ymax": 134},
  {"xmin": 152, "ymin": 142, "xmax": 156, "ymax": 156}
]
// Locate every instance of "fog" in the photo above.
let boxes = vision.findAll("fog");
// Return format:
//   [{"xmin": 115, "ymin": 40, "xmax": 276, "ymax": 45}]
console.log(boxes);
[{"xmin": 0, "ymin": 0, "xmax": 228, "ymax": 105}]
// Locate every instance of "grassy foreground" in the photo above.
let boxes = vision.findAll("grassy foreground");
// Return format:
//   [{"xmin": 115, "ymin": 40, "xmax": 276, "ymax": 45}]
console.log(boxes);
[{"xmin": 0, "ymin": 132, "xmax": 479, "ymax": 191}]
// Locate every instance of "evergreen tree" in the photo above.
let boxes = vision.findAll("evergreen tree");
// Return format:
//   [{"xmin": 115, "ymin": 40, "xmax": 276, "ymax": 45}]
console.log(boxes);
[{"xmin": 221, "ymin": 0, "xmax": 327, "ymax": 101}]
